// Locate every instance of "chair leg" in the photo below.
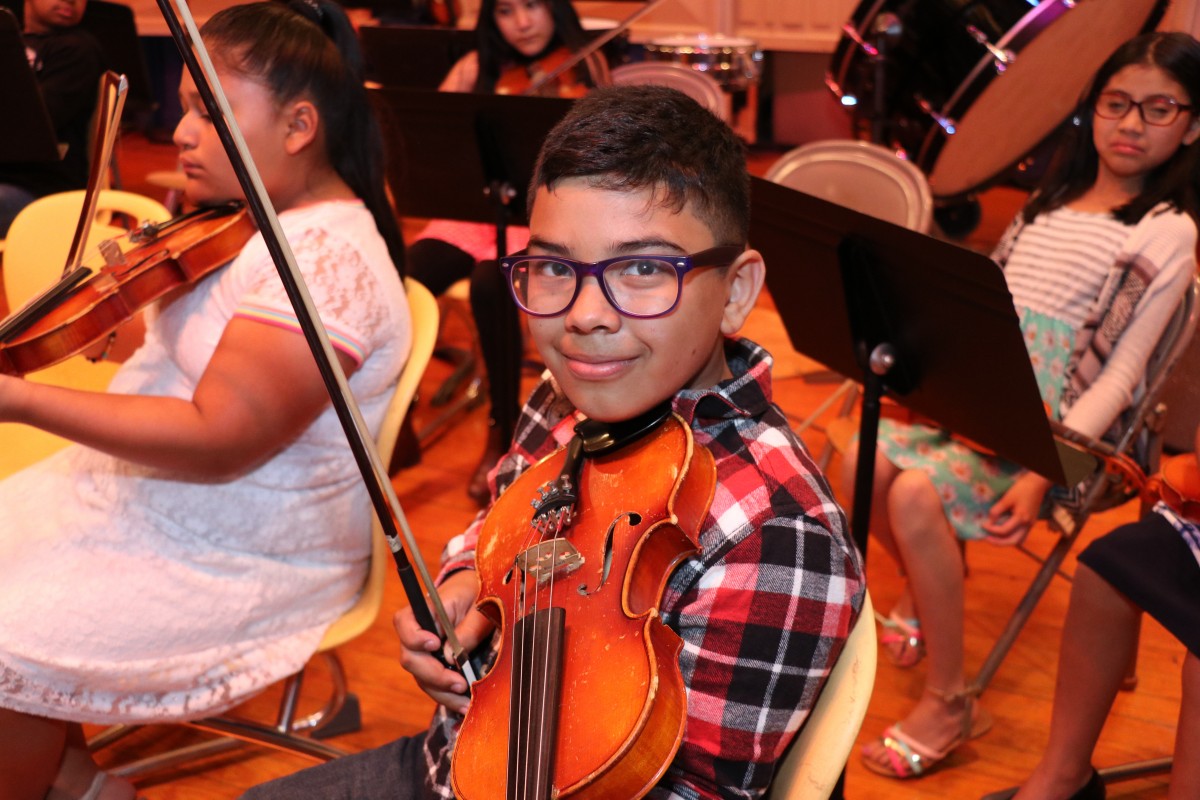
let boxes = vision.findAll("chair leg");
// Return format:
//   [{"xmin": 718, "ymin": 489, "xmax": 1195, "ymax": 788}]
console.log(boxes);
[
  {"xmin": 91, "ymin": 656, "xmax": 356, "ymax": 780},
  {"xmin": 968, "ymin": 524, "xmax": 1081, "ymax": 697}
]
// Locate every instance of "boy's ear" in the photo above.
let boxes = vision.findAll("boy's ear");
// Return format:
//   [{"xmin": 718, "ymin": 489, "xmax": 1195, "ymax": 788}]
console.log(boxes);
[
  {"xmin": 719, "ymin": 248, "xmax": 766, "ymax": 336},
  {"xmin": 283, "ymin": 100, "xmax": 320, "ymax": 155}
]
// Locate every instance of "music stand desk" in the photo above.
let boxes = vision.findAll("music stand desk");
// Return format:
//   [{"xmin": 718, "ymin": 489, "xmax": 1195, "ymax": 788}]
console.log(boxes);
[{"xmin": 751, "ymin": 176, "xmax": 1092, "ymax": 551}]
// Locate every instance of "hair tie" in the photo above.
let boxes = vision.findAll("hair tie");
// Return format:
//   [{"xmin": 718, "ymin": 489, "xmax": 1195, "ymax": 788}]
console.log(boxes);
[{"xmin": 288, "ymin": 0, "xmax": 330, "ymax": 34}]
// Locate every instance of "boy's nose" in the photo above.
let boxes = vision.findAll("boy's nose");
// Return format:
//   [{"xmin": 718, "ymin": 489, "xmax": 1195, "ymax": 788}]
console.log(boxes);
[{"xmin": 565, "ymin": 276, "xmax": 620, "ymax": 329}]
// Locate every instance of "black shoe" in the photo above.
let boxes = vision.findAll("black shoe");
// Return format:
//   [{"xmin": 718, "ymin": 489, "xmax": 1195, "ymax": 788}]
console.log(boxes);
[{"xmin": 980, "ymin": 769, "xmax": 1104, "ymax": 800}]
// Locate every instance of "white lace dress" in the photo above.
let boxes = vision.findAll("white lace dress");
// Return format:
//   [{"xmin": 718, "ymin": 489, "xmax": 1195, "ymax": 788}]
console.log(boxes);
[{"xmin": 0, "ymin": 200, "xmax": 410, "ymax": 723}]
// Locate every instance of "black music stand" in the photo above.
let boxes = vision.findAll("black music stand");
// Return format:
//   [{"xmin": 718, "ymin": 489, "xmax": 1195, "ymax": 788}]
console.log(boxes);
[
  {"xmin": 371, "ymin": 87, "xmax": 572, "ymax": 247},
  {"xmin": 0, "ymin": 9, "xmax": 60, "ymax": 164},
  {"xmin": 751, "ymin": 176, "xmax": 1094, "ymax": 558},
  {"xmin": 360, "ymin": 24, "xmax": 475, "ymax": 89},
  {"xmin": 369, "ymin": 87, "xmax": 573, "ymax": 433}
]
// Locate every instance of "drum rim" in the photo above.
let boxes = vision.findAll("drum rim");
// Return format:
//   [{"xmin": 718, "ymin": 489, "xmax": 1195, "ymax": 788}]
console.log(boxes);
[{"xmin": 647, "ymin": 34, "xmax": 759, "ymax": 50}]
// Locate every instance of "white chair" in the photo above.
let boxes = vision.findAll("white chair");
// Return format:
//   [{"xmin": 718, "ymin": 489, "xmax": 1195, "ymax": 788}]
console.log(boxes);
[
  {"xmin": 764, "ymin": 140, "xmax": 933, "ymax": 233},
  {"xmin": 610, "ymin": 62, "xmax": 731, "ymax": 123},
  {"xmin": 0, "ymin": 189, "xmax": 172, "ymax": 476},
  {"xmin": 92, "ymin": 277, "xmax": 442, "ymax": 775},
  {"xmin": 762, "ymin": 141, "xmax": 933, "ymax": 466},
  {"xmin": 768, "ymin": 592, "xmax": 876, "ymax": 800}
]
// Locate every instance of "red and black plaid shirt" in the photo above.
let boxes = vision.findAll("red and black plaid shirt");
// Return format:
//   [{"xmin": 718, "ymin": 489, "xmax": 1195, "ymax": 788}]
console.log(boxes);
[{"xmin": 424, "ymin": 338, "xmax": 864, "ymax": 799}]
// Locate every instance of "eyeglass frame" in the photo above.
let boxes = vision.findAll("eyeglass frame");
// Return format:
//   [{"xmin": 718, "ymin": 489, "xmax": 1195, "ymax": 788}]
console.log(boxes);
[
  {"xmin": 498, "ymin": 245, "xmax": 745, "ymax": 319},
  {"xmin": 1093, "ymin": 89, "xmax": 1195, "ymax": 126}
]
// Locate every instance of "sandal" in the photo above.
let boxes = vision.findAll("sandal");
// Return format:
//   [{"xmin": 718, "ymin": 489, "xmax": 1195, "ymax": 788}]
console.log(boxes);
[
  {"xmin": 861, "ymin": 688, "xmax": 993, "ymax": 779},
  {"xmin": 875, "ymin": 610, "xmax": 925, "ymax": 668}
]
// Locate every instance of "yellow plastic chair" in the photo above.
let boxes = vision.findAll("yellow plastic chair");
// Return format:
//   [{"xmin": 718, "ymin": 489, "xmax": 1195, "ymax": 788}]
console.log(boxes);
[
  {"xmin": 768, "ymin": 592, "xmax": 876, "ymax": 800},
  {"xmin": 92, "ymin": 276, "xmax": 441, "ymax": 775},
  {"xmin": 0, "ymin": 189, "xmax": 172, "ymax": 476}
]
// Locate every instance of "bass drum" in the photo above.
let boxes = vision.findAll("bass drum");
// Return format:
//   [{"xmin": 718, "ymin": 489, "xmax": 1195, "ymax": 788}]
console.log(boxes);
[{"xmin": 827, "ymin": 0, "xmax": 1167, "ymax": 199}]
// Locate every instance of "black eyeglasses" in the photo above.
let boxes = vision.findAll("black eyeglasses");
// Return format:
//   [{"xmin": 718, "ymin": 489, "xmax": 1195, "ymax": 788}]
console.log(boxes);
[
  {"xmin": 1094, "ymin": 90, "xmax": 1194, "ymax": 126},
  {"xmin": 499, "ymin": 245, "xmax": 744, "ymax": 318}
]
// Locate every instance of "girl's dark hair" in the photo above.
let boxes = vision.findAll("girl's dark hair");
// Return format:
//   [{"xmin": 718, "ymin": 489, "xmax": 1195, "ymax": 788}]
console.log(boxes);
[
  {"xmin": 200, "ymin": 0, "xmax": 406, "ymax": 276},
  {"xmin": 472, "ymin": 0, "xmax": 589, "ymax": 92},
  {"xmin": 1025, "ymin": 31, "xmax": 1200, "ymax": 225}
]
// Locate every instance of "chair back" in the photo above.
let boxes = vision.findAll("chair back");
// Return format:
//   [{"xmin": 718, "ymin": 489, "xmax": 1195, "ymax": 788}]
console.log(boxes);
[
  {"xmin": 610, "ymin": 62, "xmax": 731, "ymax": 122},
  {"xmin": 1136, "ymin": 275, "xmax": 1200, "ymax": 467},
  {"xmin": 0, "ymin": 190, "xmax": 171, "ymax": 477},
  {"xmin": 764, "ymin": 140, "xmax": 933, "ymax": 233},
  {"xmin": 317, "ymin": 277, "xmax": 439, "ymax": 651},
  {"xmin": 768, "ymin": 592, "xmax": 876, "ymax": 800},
  {"xmin": 4, "ymin": 189, "xmax": 172, "ymax": 309}
]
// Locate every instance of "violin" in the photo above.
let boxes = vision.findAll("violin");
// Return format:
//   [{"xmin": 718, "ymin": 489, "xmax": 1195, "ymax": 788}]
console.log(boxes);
[
  {"xmin": 1144, "ymin": 453, "xmax": 1200, "ymax": 522},
  {"xmin": 496, "ymin": 46, "xmax": 591, "ymax": 98},
  {"xmin": 0, "ymin": 203, "xmax": 255, "ymax": 376},
  {"xmin": 451, "ymin": 404, "xmax": 716, "ymax": 799}
]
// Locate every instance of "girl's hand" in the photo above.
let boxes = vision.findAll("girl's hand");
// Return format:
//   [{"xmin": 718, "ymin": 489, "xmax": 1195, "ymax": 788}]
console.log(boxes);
[
  {"xmin": 394, "ymin": 568, "xmax": 493, "ymax": 714},
  {"xmin": 981, "ymin": 472, "xmax": 1053, "ymax": 546}
]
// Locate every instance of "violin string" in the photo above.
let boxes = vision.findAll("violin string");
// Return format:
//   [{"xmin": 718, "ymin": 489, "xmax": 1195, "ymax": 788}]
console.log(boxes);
[{"xmin": 533, "ymin": 512, "xmax": 560, "ymax": 800}]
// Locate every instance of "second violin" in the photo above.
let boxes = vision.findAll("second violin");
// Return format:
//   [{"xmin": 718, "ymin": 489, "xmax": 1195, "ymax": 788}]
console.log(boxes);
[{"xmin": 0, "ymin": 203, "xmax": 255, "ymax": 376}]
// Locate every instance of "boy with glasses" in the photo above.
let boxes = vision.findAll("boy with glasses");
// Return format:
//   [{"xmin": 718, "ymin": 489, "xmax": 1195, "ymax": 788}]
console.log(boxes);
[{"xmin": 244, "ymin": 84, "xmax": 863, "ymax": 800}]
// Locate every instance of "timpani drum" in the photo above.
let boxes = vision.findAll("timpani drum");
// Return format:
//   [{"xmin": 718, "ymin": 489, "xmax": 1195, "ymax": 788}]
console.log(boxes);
[
  {"xmin": 644, "ymin": 34, "xmax": 763, "ymax": 91},
  {"xmin": 827, "ymin": 0, "xmax": 1167, "ymax": 198}
]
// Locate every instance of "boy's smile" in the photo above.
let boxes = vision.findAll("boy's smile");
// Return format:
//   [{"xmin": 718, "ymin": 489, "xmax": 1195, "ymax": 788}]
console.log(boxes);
[{"xmin": 524, "ymin": 179, "xmax": 763, "ymax": 423}]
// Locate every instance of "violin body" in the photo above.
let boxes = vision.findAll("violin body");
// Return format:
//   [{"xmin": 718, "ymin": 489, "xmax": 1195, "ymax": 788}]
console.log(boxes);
[
  {"xmin": 496, "ymin": 47, "xmax": 592, "ymax": 98},
  {"xmin": 452, "ymin": 413, "xmax": 715, "ymax": 799},
  {"xmin": 0, "ymin": 204, "xmax": 255, "ymax": 376},
  {"xmin": 1145, "ymin": 453, "xmax": 1200, "ymax": 522}
]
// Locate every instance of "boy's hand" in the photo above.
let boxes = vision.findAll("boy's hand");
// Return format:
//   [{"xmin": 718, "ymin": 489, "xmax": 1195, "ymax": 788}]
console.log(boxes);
[
  {"xmin": 394, "ymin": 568, "xmax": 493, "ymax": 713},
  {"xmin": 981, "ymin": 472, "xmax": 1052, "ymax": 546}
]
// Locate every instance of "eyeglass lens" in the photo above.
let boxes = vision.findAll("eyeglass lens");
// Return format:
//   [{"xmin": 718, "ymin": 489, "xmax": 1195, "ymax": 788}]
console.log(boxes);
[
  {"xmin": 510, "ymin": 257, "xmax": 682, "ymax": 317},
  {"xmin": 1095, "ymin": 91, "xmax": 1187, "ymax": 125}
]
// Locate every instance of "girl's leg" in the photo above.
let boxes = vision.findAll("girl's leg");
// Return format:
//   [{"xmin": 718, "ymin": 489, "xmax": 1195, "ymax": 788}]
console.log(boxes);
[
  {"xmin": 0, "ymin": 708, "xmax": 67, "ymax": 800},
  {"xmin": 1168, "ymin": 652, "xmax": 1200, "ymax": 800},
  {"xmin": 1013, "ymin": 564, "xmax": 1141, "ymax": 799},
  {"xmin": 862, "ymin": 468, "xmax": 977, "ymax": 773}
]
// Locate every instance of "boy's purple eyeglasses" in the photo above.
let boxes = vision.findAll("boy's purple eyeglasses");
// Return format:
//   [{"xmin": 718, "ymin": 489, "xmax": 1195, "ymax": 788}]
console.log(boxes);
[{"xmin": 499, "ymin": 245, "xmax": 744, "ymax": 319}]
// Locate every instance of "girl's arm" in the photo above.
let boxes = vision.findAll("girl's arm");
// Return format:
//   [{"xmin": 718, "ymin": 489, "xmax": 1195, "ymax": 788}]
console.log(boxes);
[
  {"xmin": 0, "ymin": 318, "xmax": 357, "ymax": 478},
  {"xmin": 1062, "ymin": 213, "xmax": 1196, "ymax": 439},
  {"xmin": 439, "ymin": 51, "xmax": 480, "ymax": 92}
]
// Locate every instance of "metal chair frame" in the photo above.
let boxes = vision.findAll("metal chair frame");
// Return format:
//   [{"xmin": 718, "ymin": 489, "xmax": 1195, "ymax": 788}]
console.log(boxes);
[{"xmin": 967, "ymin": 276, "xmax": 1200, "ymax": 698}]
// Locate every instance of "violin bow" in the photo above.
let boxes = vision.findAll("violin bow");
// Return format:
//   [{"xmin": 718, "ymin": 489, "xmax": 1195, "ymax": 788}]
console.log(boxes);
[
  {"xmin": 63, "ymin": 71, "xmax": 127, "ymax": 275},
  {"xmin": 154, "ymin": 0, "xmax": 478, "ymax": 684}
]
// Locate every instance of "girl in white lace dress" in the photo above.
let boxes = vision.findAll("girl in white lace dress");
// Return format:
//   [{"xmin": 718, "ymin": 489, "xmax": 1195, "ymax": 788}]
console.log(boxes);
[{"xmin": 0, "ymin": 3, "xmax": 409, "ymax": 799}]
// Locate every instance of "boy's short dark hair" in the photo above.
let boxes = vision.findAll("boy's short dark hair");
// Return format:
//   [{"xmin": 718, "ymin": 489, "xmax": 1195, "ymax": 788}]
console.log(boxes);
[{"xmin": 530, "ymin": 85, "xmax": 750, "ymax": 246}]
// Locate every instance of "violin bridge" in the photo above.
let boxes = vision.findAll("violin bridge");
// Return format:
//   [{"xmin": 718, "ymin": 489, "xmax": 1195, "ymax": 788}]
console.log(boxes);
[
  {"xmin": 515, "ymin": 539, "xmax": 582, "ymax": 585},
  {"xmin": 98, "ymin": 238, "xmax": 127, "ymax": 267}
]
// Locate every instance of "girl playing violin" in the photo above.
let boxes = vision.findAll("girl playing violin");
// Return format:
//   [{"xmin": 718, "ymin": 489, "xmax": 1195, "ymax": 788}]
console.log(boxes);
[
  {"xmin": 244, "ymin": 85, "xmax": 863, "ymax": 800},
  {"xmin": 407, "ymin": 0, "xmax": 610, "ymax": 506},
  {"xmin": 0, "ymin": 2, "xmax": 408, "ymax": 798},
  {"xmin": 852, "ymin": 31, "xmax": 1200, "ymax": 780}
]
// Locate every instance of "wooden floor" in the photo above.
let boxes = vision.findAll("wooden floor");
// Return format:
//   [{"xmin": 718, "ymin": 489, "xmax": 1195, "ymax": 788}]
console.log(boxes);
[{"xmin": 74, "ymin": 133, "xmax": 1187, "ymax": 799}]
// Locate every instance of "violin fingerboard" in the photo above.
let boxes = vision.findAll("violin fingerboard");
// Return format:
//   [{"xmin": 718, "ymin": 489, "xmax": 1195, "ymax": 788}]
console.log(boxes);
[{"xmin": 507, "ymin": 606, "xmax": 565, "ymax": 800}]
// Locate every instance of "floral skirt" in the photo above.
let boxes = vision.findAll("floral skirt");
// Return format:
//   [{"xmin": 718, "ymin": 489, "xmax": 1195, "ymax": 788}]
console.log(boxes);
[{"xmin": 876, "ymin": 307, "xmax": 1073, "ymax": 541}]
